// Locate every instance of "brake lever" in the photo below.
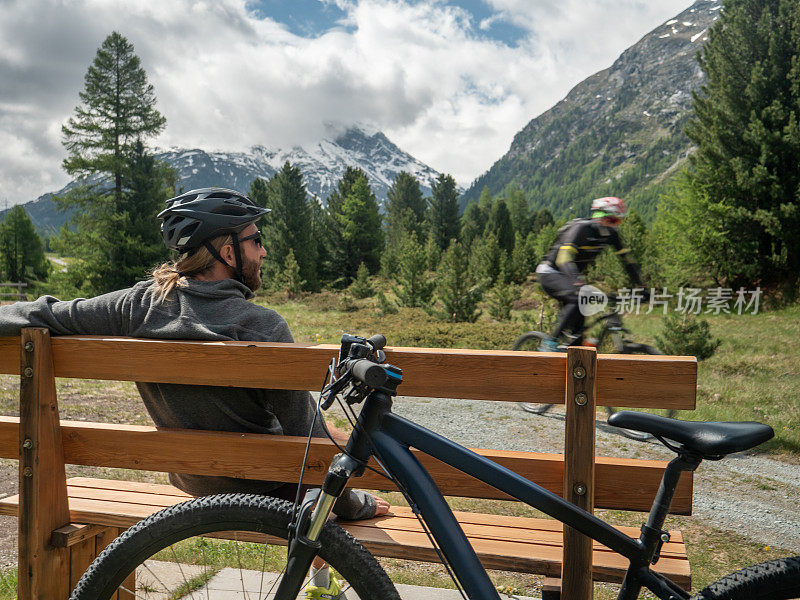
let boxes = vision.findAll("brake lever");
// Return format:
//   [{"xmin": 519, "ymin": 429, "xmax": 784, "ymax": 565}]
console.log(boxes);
[{"xmin": 320, "ymin": 363, "xmax": 352, "ymax": 410}]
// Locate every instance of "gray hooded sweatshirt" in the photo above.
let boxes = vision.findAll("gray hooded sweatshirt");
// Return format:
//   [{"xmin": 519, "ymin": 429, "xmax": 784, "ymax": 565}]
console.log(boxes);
[{"xmin": 0, "ymin": 278, "xmax": 374, "ymax": 519}]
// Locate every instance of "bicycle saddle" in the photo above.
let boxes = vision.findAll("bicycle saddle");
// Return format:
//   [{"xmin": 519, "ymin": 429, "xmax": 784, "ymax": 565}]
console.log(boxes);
[{"xmin": 607, "ymin": 411, "xmax": 774, "ymax": 457}]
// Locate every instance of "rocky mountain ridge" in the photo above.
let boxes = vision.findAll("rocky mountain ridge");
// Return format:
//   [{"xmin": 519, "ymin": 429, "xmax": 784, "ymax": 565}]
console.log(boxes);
[{"xmin": 463, "ymin": 0, "xmax": 721, "ymax": 219}]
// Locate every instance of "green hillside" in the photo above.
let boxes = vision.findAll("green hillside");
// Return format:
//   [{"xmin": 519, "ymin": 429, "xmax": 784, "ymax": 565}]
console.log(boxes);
[{"xmin": 464, "ymin": 0, "xmax": 720, "ymax": 220}]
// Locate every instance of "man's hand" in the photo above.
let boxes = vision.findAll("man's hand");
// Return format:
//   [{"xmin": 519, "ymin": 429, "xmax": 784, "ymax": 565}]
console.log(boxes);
[{"xmin": 372, "ymin": 494, "xmax": 390, "ymax": 516}]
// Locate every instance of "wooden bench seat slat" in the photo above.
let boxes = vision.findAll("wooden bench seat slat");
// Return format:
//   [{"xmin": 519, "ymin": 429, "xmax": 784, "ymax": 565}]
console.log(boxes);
[
  {"xmin": 57, "ymin": 478, "xmax": 680, "ymax": 544},
  {"xmin": 0, "ymin": 478, "xmax": 690, "ymax": 588},
  {"xmin": 1, "ymin": 486, "xmax": 687, "ymax": 558}
]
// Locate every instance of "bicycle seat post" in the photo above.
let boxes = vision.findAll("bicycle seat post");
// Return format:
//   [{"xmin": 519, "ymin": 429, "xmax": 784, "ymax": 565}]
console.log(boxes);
[{"xmin": 640, "ymin": 453, "xmax": 701, "ymax": 560}]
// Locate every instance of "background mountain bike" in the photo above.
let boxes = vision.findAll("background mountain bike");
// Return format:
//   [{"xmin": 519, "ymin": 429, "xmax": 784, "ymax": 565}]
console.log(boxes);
[
  {"xmin": 514, "ymin": 294, "xmax": 675, "ymax": 440},
  {"xmin": 70, "ymin": 333, "xmax": 797, "ymax": 600}
]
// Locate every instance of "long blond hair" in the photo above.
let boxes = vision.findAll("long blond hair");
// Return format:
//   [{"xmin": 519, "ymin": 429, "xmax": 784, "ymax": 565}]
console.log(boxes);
[{"xmin": 151, "ymin": 234, "xmax": 232, "ymax": 302}]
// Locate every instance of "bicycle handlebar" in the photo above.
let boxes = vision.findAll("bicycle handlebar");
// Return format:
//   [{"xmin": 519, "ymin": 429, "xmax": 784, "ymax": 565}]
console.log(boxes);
[
  {"xmin": 320, "ymin": 334, "xmax": 401, "ymax": 409},
  {"xmin": 348, "ymin": 358, "xmax": 389, "ymax": 388},
  {"xmin": 366, "ymin": 334, "xmax": 386, "ymax": 351}
]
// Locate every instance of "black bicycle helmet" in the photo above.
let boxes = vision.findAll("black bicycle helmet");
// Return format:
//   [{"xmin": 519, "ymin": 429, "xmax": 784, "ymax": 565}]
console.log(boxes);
[
  {"xmin": 158, "ymin": 188, "xmax": 270, "ymax": 252},
  {"xmin": 158, "ymin": 188, "xmax": 270, "ymax": 285}
]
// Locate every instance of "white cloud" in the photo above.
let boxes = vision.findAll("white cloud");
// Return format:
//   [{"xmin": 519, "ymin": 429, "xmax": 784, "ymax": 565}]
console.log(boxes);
[{"xmin": 0, "ymin": 0, "xmax": 691, "ymax": 204}]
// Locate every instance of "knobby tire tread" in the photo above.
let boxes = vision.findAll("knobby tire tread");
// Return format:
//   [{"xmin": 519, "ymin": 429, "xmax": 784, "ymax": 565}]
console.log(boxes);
[
  {"xmin": 691, "ymin": 556, "xmax": 800, "ymax": 600},
  {"xmin": 69, "ymin": 493, "xmax": 400, "ymax": 600}
]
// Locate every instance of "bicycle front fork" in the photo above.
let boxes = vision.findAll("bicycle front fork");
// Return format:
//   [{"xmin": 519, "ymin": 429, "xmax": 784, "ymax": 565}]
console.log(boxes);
[{"xmin": 273, "ymin": 453, "xmax": 363, "ymax": 600}]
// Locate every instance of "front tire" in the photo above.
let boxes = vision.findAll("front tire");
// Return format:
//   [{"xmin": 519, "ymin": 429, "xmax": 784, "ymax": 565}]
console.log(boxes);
[
  {"xmin": 691, "ymin": 556, "xmax": 800, "ymax": 600},
  {"xmin": 70, "ymin": 494, "xmax": 399, "ymax": 600}
]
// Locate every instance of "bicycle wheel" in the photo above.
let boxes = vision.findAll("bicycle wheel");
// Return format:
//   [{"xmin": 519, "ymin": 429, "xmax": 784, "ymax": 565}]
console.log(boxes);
[
  {"xmin": 513, "ymin": 331, "xmax": 554, "ymax": 416},
  {"xmin": 70, "ymin": 494, "xmax": 400, "ymax": 600},
  {"xmin": 691, "ymin": 556, "xmax": 800, "ymax": 599},
  {"xmin": 606, "ymin": 343, "xmax": 676, "ymax": 441}
]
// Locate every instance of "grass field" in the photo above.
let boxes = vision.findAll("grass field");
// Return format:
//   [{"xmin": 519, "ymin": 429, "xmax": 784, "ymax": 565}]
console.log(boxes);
[{"xmin": 0, "ymin": 282, "xmax": 797, "ymax": 597}]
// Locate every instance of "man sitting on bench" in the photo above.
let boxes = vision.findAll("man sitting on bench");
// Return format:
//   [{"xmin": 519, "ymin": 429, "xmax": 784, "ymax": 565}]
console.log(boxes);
[{"xmin": 0, "ymin": 187, "xmax": 388, "ymax": 526}]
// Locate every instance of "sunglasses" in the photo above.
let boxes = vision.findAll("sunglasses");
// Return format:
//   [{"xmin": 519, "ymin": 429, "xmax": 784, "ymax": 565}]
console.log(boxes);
[{"xmin": 238, "ymin": 231, "xmax": 262, "ymax": 247}]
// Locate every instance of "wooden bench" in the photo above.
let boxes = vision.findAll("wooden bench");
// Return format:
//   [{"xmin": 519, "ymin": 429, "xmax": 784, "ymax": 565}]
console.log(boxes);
[{"xmin": 0, "ymin": 329, "xmax": 697, "ymax": 599}]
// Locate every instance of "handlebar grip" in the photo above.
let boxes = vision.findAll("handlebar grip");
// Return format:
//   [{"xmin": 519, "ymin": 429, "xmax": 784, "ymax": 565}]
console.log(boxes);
[
  {"xmin": 367, "ymin": 334, "xmax": 386, "ymax": 351},
  {"xmin": 351, "ymin": 359, "xmax": 388, "ymax": 388}
]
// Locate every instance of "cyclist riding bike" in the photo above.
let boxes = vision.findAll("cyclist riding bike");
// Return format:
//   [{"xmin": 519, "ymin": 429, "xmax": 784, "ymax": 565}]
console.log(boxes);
[{"xmin": 536, "ymin": 196, "xmax": 645, "ymax": 351}]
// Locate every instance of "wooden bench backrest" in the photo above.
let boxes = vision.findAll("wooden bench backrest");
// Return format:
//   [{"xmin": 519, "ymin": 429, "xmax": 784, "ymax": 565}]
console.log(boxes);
[
  {"xmin": 0, "ymin": 334, "xmax": 696, "ymax": 513},
  {"xmin": 0, "ymin": 336, "xmax": 697, "ymax": 407}
]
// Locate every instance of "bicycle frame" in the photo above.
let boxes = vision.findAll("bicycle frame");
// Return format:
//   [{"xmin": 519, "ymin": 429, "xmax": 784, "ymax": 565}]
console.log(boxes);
[{"xmin": 280, "ymin": 389, "xmax": 698, "ymax": 600}]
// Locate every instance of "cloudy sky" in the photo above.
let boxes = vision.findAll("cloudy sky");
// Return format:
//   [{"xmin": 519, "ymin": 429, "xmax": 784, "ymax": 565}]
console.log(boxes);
[{"xmin": 1, "ymin": 0, "xmax": 692, "ymax": 206}]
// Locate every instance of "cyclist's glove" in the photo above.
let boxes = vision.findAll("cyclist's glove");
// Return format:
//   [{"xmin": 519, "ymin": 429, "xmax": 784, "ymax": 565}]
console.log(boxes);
[{"xmin": 332, "ymin": 489, "xmax": 377, "ymax": 521}]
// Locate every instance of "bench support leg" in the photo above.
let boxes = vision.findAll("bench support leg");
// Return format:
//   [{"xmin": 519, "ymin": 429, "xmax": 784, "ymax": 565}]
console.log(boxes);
[
  {"xmin": 562, "ymin": 346, "xmax": 597, "ymax": 600},
  {"xmin": 18, "ymin": 328, "xmax": 71, "ymax": 599},
  {"xmin": 542, "ymin": 576, "xmax": 562, "ymax": 600}
]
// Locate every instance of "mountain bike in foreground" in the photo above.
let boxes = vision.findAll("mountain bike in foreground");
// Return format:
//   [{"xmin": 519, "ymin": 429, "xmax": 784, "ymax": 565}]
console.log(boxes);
[
  {"xmin": 514, "ymin": 293, "xmax": 675, "ymax": 440},
  {"xmin": 70, "ymin": 334, "xmax": 796, "ymax": 600}
]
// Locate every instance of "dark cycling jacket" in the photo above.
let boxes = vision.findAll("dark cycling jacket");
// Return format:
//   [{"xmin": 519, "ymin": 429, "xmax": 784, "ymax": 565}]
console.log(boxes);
[{"xmin": 541, "ymin": 218, "xmax": 642, "ymax": 284}]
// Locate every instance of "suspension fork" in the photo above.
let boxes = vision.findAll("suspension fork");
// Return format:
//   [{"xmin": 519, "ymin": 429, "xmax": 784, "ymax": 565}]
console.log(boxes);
[{"xmin": 273, "ymin": 390, "xmax": 392, "ymax": 599}]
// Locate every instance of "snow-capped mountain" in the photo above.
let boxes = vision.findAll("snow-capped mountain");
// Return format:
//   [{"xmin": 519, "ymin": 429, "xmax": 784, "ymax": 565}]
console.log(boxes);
[
  {"xmin": 13, "ymin": 126, "xmax": 445, "ymax": 233},
  {"xmin": 158, "ymin": 125, "xmax": 443, "ymax": 201}
]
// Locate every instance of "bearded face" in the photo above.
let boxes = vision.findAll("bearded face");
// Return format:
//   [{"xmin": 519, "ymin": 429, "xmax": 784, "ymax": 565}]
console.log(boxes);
[{"xmin": 241, "ymin": 254, "xmax": 263, "ymax": 292}]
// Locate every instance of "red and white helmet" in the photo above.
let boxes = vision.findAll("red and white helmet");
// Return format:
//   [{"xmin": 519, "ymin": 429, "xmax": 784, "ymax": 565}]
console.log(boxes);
[{"xmin": 590, "ymin": 196, "xmax": 627, "ymax": 219}]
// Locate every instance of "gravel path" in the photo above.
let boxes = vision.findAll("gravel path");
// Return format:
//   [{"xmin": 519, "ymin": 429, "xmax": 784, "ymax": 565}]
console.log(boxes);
[{"xmin": 388, "ymin": 396, "xmax": 800, "ymax": 553}]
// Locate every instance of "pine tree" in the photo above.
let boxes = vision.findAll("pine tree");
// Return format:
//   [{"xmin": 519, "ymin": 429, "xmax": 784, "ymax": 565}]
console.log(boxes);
[
  {"xmin": 334, "ymin": 175, "xmax": 384, "ymax": 282},
  {"xmin": 62, "ymin": 32, "xmax": 166, "ymax": 206},
  {"xmin": 256, "ymin": 162, "xmax": 318, "ymax": 290},
  {"xmin": 393, "ymin": 233, "xmax": 434, "ymax": 308},
  {"xmin": 486, "ymin": 197, "xmax": 515, "ymax": 254},
  {"xmin": 459, "ymin": 201, "xmax": 487, "ymax": 252},
  {"xmin": 477, "ymin": 187, "xmax": 493, "ymax": 214},
  {"xmin": 530, "ymin": 208, "xmax": 554, "ymax": 236},
  {"xmin": 681, "ymin": 0, "xmax": 800, "ymax": 286},
  {"xmin": 107, "ymin": 140, "xmax": 174, "ymax": 289},
  {"xmin": 504, "ymin": 187, "xmax": 530, "ymax": 237},
  {"xmin": 323, "ymin": 167, "xmax": 373, "ymax": 284},
  {"xmin": 56, "ymin": 32, "xmax": 172, "ymax": 294},
  {"xmin": 0, "ymin": 206, "xmax": 49, "ymax": 282},
  {"xmin": 350, "ymin": 262, "xmax": 374, "ymax": 299},
  {"xmin": 277, "ymin": 248, "xmax": 305, "ymax": 298},
  {"xmin": 386, "ymin": 171, "xmax": 426, "ymax": 244},
  {"xmin": 655, "ymin": 313, "xmax": 720, "ymax": 360},
  {"xmin": 424, "ymin": 229, "xmax": 442, "ymax": 271},
  {"xmin": 486, "ymin": 268, "xmax": 521, "ymax": 321},
  {"xmin": 531, "ymin": 222, "xmax": 560, "ymax": 265},
  {"xmin": 428, "ymin": 173, "xmax": 460, "ymax": 251},
  {"xmin": 508, "ymin": 232, "xmax": 530, "ymax": 284},
  {"xmin": 434, "ymin": 242, "xmax": 482, "ymax": 322},
  {"xmin": 468, "ymin": 231, "xmax": 504, "ymax": 286}
]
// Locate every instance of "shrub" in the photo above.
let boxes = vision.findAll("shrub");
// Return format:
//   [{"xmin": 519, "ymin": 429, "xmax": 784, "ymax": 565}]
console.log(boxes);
[
  {"xmin": 376, "ymin": 290, "xmax": 398, "ymax": 315},
  {"xmin": 486, "ymin": 271, "xmax": 521, "ymax": 321},
  {"xmin": 338, "ymin": 292, "xmax": 357, "ymax": 312},
  {"xmin": 349, "ymin": 262, "xmax": 374, "ymax": 299},
  {"xmin": 655, "ymin": 312, "xmax": 720, "ymax": 360},
  {"xmin": 277, "ymin": 249, "xmax": 305, "ymax": 298}
]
